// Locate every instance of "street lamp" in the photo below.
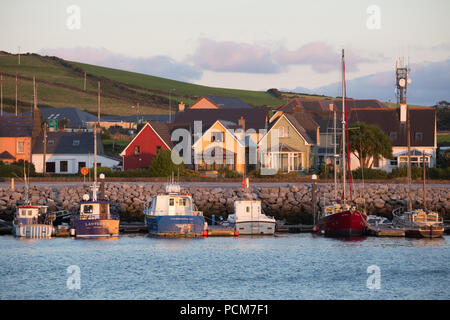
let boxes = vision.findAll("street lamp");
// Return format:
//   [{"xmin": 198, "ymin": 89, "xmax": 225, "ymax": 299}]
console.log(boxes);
[{"xmin": 169, "ymin": 88, "xmax": 176, "ymax": 123}]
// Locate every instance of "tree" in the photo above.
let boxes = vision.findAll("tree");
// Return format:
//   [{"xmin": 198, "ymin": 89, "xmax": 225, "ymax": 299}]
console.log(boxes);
[
  {"xmin": 148, "ymin": 149, "xmax": 184, "ymax": 177},
  {"xmin": 348, "ymin": 122, "xmax": 392, "ymax": 169}
]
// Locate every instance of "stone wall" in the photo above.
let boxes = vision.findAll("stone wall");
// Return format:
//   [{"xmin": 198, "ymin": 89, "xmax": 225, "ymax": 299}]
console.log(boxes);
[{"xmin": 1, "ymin": 183, "xmax": 449, "ymax": 221}]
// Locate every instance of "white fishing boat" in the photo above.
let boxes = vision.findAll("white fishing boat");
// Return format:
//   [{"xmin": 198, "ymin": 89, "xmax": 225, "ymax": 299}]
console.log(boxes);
[{"xmin": 227, "ymin": 200, "xmax": 276, "ymax": 235}]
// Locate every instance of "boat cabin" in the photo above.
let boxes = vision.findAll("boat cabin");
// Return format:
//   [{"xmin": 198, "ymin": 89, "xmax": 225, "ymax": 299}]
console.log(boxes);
[
  {"xmin": 146, "ymin": 194, "xmax": 200, "ymax": 216},
  {"xmin": 79, "ymin": 201, "xmax": 111, "ymax": 220},
  {"xmin": 16, "ymin": 206, "xmax": 48, "ymax": 224},
  {"xmin": 234, "ymin": 200, "xmax": 262, "ymax": 221}
]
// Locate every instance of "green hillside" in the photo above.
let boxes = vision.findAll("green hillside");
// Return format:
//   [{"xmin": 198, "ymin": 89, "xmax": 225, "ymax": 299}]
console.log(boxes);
[{"xmin": 0, "ymin": 52, "xmax": 283, "ymax": 116}]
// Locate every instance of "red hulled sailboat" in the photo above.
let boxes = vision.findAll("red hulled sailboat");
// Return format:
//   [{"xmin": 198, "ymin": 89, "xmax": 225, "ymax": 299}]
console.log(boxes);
[{"xmin": 315, "ymin": 49, "xmax": 367, "ymax": 237}]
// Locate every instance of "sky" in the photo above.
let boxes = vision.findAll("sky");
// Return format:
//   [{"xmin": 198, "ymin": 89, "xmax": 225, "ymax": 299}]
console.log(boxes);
[{"xmin": 1, "ymin": 0, "xmax": 449, "ymax": 105}]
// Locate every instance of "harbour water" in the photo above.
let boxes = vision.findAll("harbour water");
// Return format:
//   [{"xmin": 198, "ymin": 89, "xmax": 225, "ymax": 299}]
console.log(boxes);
[{"xmin": 0, "ymin": 234, "xmax": 449, "ymax": 300}]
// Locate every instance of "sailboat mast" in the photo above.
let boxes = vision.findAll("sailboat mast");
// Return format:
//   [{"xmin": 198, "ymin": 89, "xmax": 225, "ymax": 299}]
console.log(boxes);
[
  {"xmin": 341, "ymin": 49, "xmax": 346, "ymax": 202},
  {"xmin": 94, "ymin": 81, "xmax": 100, "ymax": 185},
  {"xmin": 333, "ymin": 109, "xmax": 337, "ymax": 200}
]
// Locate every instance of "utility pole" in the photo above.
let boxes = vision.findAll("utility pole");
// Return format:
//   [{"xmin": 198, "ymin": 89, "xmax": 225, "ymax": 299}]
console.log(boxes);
[
  {"xmin": 43, "ymin": 122, "xmax": 47, "ymax": 174},
  {"xmin": 18, "ymin": 46, "xmax": 20, "ymax": 65},
  {"xmin": 423, "ymin": 150, "xmax": 426, "ymax": 210},
  {"xmin": 84, "ymin": 71, "xmax": 86, "ymax": 91},
  {"xmin": 94, "ymin": 81, "xmax": 101, "ymax": 185},
  {"xmin": 169, "ymin": 88, "xmax": 175, "ymax": 123},
  {"xmin": 15, "ymin": 72, "xmax": 18, "ymax": 115},
  {"xmin": 0, "ymin": 74, "xmax": 3, "ymax": 116}
]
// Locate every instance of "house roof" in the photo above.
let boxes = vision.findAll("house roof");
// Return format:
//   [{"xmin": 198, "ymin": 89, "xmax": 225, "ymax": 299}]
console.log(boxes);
[
  {"xmin": 349, "ymin": 108, "xmax": 436, "ymax": 147},
  {"xmin": 101, "ymin": 114, "xmax": 170, "ymax": 123},
  {"xmin": 275, "ymin": 98, "xmax": 387, "ymax": 113},
  {"xmin": 202, "ymin": 96, "xmax": 252, "ymax": 109},
  {"xmin": 0, "ymin": 116, "xmax": 34, "ymax": 137},
  {"xmin": 173, "ymin": 108, "xmax": 268, "ymax": 132},
  {"xmin": 39, "ymin": 107, "xmax": 98, "ymax": 128},
  {"xmin": 283, "ymin": 112, "xmax": 319, "ymax": 144},
  {"xmin": 33, "ymin": 131, "xmax": 104, "ymax": 154},
  {"xmin": 0, "ymin": 151, "xmax": 16, "ymax": 160}
]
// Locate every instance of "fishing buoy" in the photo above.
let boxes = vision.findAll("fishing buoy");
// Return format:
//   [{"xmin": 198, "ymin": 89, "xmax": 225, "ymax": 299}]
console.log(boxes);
[
  {"xmin": 234, "ymin": 230, "xmax": 239, "ymax": 236},
  {"xmin": 203, "ymin": 230, "xmax": 208, "ymax": 236},
  {"xmin": 313, "ymin": 226, "xmax": 318, "ymax": 232}
]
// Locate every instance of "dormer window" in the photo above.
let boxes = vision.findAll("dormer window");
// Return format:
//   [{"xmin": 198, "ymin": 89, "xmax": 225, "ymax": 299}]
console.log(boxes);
[
  {"xmin": 48, "ymin": 140, "xmax": 54, "ymax": 145},
  {"xmin": 415, "ymin": 132, "xmax": 423, "ymax": 141},
  {"xmin": 73, "ymin": 140, "xmax": 80, "ymax": 146},
  {"xmin": 211, "ymin": 132, "xmax": 224, "ymax": 142},
  {"xmin": 279, "ymin": 127, "xmax": 289, "ymax": 138},
  {"xmin": 134, "ymin": 146, "xmax": 140, "ymax": 155},
  {"xmin": 389, "ymin": 132, "xmax": 397, "ymax": 140}
]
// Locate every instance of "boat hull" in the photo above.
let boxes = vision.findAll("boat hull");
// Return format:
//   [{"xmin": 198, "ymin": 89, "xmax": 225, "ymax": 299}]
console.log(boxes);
[
  {"xmin": 317, "ymin": 210, "xmax": 366, "ymax": 237},
  {"xmin": 13, "ymin": 224, "xmax": 54, "ymax": 238},
  {"xmin": 145, "ymin": 215, "xmax": 205, "ymax": 237},
  {"xmin": 405, "ymin": 225, "xmax": 444, "ymax": 238},
  {"xmin": 235, "ymin": 221, "xmax": 276, "ymax": 235},
  {"xmin": 73, "ymin": 219, "xmax": 119, "ymax": 238}
]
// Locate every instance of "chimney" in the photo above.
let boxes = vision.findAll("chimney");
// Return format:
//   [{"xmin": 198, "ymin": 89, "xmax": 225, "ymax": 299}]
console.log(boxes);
[
  {"xmin": 178, "ymin": 101, "xmax": 185, "ymax": 112},
  {"xmin": 400, "ymin": 103, "xmax": 407, "ymax": 123},
  {"xmin": 238, "ymin": 116, "xmax": 245, "ymax": 132}
]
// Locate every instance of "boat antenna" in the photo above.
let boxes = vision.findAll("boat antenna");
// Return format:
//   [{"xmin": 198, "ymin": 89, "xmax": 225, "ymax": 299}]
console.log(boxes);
[{"xmin": 422, "ymin": 149, "xmax": 426, "ymax": 210}]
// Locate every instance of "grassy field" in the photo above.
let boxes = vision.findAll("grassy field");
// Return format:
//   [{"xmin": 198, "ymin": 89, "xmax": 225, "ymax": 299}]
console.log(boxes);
[{"xmin": 0, "ymin": 52, "xmax": 284, "ymax": 116}]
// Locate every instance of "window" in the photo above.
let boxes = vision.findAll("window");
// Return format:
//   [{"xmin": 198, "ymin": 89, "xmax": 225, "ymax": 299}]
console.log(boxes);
[
  {"xmin": 48, "ymin": 140, "xmax": 54, "ymax": 145},
  {"xmin": 389, "ymin": 132, "xmax": 397, "ymax": 140},
  {"xmin": 73, "ymin": 140, "xmax": 80, "ymax": 146},
  {"xmin": 46, "ymin": 162, "xmax": 55, "ymax": 173},
  {"xmin": 390, "ymin": 158, "xmax": 398, "ymax": 166},
  {"xmin": 246, "ymin": 206, "xmax": 250, "ymax": 212},
  {"xmin": 415, "ymin": 132, "xmax": 423, "ymax": 141},
  {"xmin": 83, "ymin": 205, "xmax": 93, "ymax": 213},
  {"xmin": 16, "ymin": 141, "xmax": 24, "ymax": 154},
  {"xmin": 134, "ymin": 146, "xmax": 140, "ymax": 155},
  {"xmin": 211, "ymin": 132, "xmax": 224, "ymax": 142},
  {"xmin": 373, "ymin": 158, "xmax": 380, "ymax": 168},
  {"xmin": 156, "ymin": 145, "xmax": 162, "ymax": 153},
  {"xmin": 60, "ymin": 161, "xmax": 68, "ymax": 172},
  {"xmin": 78, "ymin": 162, "xmax": 86, "ymax": 172},
  {"xmin": 169, "ymin": 198, "xmax": 174, "ymax": 206}
]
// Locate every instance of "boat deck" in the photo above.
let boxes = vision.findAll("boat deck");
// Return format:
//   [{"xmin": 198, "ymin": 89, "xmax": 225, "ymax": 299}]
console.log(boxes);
[{"xmin": 367, "ymin": 225, "xmax": 405, "ymax": 237}]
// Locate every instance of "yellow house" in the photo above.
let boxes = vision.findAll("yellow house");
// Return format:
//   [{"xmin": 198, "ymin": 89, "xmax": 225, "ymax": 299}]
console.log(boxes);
[
  {"xmin": 259, "ymin": 113, "xmax": 319, "ymax": 172},
  {"xmin": 192, "ymin": 120, "xmax": 247, "ymax": 174},
  {"xmin": 189, "ymin": 96, "xmax": 252, "ymax": 110}
]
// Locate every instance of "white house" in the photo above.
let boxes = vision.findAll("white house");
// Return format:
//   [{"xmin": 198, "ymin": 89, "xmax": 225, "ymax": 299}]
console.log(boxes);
[{"xmin": 32, "ymin": 131, "xmax": 119, "ymax": 174}]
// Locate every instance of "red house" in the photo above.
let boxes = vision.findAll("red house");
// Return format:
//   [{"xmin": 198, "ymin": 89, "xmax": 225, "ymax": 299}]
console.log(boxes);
[{"xmin": 120, "ymin": 122, "xmax": 173, "ymax": 170}]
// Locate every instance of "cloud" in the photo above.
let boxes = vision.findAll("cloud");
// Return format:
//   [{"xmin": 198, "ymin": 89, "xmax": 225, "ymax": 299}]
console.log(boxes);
[
  {"xmin": 276, "ymin": 42, "xmax": 375, "ymax": 73},
  {"xmin": 190, "ymin": 38, "xmax": 280, "ymax": 73},
  {"xmin": 291, "ymin": 58, "xmax": 450, "ymax": 106},
  {"xmin": 190, "ymin": 39, "xmax": 375, "ymax": 74},
  {"xmin": 39, "ymin": 47, "xmax": 203, "ymax": 82}
]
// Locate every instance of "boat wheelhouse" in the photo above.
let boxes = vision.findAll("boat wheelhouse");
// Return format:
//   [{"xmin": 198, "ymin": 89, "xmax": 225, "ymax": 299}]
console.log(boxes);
[
  {"xmin": 144, "ymin": 184, "xmax": 205, "ymax": 237},
  {"xmin": 393, "ymin": 208, "xmax": 444, "ymax": 238},
  {"xmin": 227, "ymin": 200, "xmax": 276, "ymax": 235}
]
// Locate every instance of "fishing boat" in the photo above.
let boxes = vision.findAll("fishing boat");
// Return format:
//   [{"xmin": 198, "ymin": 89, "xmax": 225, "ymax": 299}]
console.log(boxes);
[
  {"xmin": 70, "ymin": 82, "xmax": 119, "ymax": 238},
  {"xmin": 12, "ymin": 165, "xmax": 55, "ymax": 238},
  {"xmin": 144, "ymin": 181, "xmax": 206, "ymax": 237},
  {"xmin": 391, "ymin": 59, "xmax": 444, "ymax": 239},
  {"xmin": 13, "ymin": 205, "xmax": 55, "ymax": 238},
  {"xmin": 315, "ymin": 49, "xmax": 367, "ymax": 237},
  {"xmin": 226, "ymin": 200, "xmax": 276, "ymax": 235}
]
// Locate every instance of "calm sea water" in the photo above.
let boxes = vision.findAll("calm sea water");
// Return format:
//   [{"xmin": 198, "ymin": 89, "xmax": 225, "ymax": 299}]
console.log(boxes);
[{"xmin": 0, "ymin": 234, "xmax": 449, "ymax": 300}]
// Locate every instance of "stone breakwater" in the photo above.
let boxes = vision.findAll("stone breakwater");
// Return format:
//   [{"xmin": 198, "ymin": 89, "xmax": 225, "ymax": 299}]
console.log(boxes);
[{"xmin": 0, "ymin": 183, "xmax": 449, "ymax": 220}]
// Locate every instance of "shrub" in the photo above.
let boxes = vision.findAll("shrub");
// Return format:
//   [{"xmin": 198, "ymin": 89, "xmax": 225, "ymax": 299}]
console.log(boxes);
[
  {"xmin": 389, "ymin": 166, "xmax": 423, "ymax": 179},
  {"xmin": 351, "ymin": 168, "xmax": 388, "ymax": 179},
  {"xmin": 0, "ymin": 160, "xmax": 36, "ymax": 177},
  {"xmin": 217, "ymin": 167, "xmax": 242, "ymax": 178},
  {"xmin": 427, "ymin": 167, "xmax": 450, "ymax": 180},
  {"xmin": 148, "ymin": 149, "xmax": 184, "ymax": 177}
]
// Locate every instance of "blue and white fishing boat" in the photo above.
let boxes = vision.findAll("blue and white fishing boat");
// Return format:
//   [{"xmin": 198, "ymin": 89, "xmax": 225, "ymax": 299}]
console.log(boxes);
[
  {"xmin": 13, "ymin": 204, "xmax": 54, "ymax": 238},
  {"xmin": 144, "ymin": 182, "xmax": 206, "ymax": 237}
]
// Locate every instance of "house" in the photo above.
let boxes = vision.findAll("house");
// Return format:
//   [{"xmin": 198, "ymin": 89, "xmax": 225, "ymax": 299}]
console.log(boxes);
[
  {"xmin": 258, "ymin": 112, "xmax": 319, "ymax": 173},
  {"xmin": 348, "ymin": 106, "xmax": 437, "ymax": 171},
  {"xmin": 173, "ymin": 106, "xmax": 268, "ymax": 174},
  {"xmin": 32, "ymin": 131, "xmax": 119, "ymax": 174},
  {"xmin": 120, "ymin": 122, "xmax": 173, "ymax": 171},
  {"xmin": 187, "ymin": 96, "xmax": 252, "ymax": 110},
  {"xmin": 86, "ymin": 114, "xmax": 171, "ymax": 130},
  {"xmin": 0, "ymin": 108, "xmax": 42, "ymax": 164}
]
